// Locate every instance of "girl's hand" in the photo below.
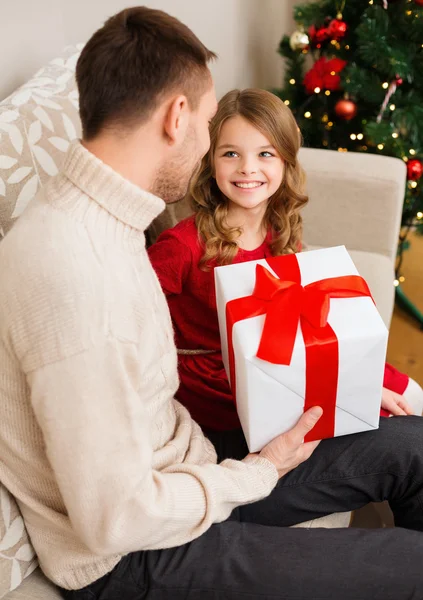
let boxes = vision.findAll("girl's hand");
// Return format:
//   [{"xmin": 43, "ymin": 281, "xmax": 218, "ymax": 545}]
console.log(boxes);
[{"xmin": 381, "ymin": 387, "xmax": 414, "ymax": 416}]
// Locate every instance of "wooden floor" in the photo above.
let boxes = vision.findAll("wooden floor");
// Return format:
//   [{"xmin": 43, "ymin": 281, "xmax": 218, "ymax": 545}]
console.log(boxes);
[{"xmin": 387, "ymin": 232, "xmax": 423, "ymax": 387}]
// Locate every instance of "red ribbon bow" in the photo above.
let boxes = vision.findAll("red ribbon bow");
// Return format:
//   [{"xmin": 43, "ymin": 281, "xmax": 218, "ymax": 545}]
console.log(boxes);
[{"xmin": 225, "ymin": 254, "xmax": 373, "ymax": 441}]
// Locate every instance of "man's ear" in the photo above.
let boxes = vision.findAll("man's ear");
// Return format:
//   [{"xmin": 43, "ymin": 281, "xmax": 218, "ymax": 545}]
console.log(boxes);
[{"xmin": 163, "ymin": 95, "xmax": 189, "ymax": 146}]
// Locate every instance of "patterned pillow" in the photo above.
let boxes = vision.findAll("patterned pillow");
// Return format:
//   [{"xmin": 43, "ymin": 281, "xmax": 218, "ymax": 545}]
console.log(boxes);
[
  {"xmin": 0, "ymin": 484, "xmax": 38, "ymax": 599},
  {"xmin": 0, "ymin": 44, "xmax": 82, "ymax": 238}
]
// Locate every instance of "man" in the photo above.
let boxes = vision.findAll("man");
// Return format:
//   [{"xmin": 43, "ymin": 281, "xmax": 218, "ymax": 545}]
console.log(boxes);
[{"xmin": 0, "ymin": 7, "xmax": 422, "ymax": 599}]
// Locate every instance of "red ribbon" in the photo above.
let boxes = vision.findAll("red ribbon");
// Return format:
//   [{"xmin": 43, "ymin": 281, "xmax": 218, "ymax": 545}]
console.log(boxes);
[{"xmin": 225, "ymin": 254, "xmax": 373, "ymax": 442}]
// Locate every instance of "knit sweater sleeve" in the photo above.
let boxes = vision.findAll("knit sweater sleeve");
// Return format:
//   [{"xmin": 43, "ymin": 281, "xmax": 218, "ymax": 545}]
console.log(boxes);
[
  {"xmin": 26, "ymin": 337, "xmax": 277, "ymax": 556},
  {"xmin": 148, "ymin": 228, "xmax": 192, "ymax": 295}
]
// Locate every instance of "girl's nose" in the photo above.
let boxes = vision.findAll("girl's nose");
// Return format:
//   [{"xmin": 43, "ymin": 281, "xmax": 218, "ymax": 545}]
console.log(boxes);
[{"xmin": 239, "ymin": 160, "xmax": 257, "ymax": 175}]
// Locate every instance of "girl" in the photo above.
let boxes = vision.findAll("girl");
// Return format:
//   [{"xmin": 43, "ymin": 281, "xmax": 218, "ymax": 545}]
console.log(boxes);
[{"xmin": 148, "ymin": 88, "xmax": 414, "ymax": 443}]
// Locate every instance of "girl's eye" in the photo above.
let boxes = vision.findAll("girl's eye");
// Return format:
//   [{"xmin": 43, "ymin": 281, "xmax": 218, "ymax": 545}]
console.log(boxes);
[
  {"xmin": 224, "ymin": 151, "xmax": 238, "ymax": 158},
  {"xmin": 260, "ymin": 151, "xmax": 274, "ymax": 158}
]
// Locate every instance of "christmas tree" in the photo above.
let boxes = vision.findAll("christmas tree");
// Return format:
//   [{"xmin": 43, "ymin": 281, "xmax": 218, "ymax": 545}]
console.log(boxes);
[{"xmin": 275, "ymin": 0, "xmax": 423, "ymax": 324}]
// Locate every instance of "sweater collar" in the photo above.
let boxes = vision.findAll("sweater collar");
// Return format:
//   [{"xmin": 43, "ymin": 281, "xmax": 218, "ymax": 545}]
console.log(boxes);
[{"xmin": 62, "ymin": 140, "xmax": 165, "ymax": 232}]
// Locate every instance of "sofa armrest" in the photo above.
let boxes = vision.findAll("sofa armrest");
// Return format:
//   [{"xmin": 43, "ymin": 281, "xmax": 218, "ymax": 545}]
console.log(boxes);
[{"xmin": 299, "ymin": 148, "xmax": 406, "ymax": 264}]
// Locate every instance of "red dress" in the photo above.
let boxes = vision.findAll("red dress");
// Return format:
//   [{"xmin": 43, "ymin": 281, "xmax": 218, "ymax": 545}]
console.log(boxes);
[{"xmin": 148, "ymin": 215, "xmax": 408, "ymax": 430}]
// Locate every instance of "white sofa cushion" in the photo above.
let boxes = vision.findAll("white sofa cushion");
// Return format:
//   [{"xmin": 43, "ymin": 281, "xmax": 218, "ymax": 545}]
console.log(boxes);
[
  {"xmin": 348, "ymin": 249, "xmax": 395, "ymax": 328},
  {"xmin": 3, "ymin": 569, "xmax": 61, "ymax": 600}
]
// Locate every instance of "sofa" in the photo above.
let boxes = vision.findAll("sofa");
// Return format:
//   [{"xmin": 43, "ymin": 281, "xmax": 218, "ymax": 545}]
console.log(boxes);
[{"xmin": 0, "ymin": 46, "xmax": 419, "ymax": 600}]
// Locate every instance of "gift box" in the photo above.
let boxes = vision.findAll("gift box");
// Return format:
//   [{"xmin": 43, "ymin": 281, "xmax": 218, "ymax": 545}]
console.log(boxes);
[{"xmin": 214, "ymin": 246, "xmax": 388, "ymax": 452}]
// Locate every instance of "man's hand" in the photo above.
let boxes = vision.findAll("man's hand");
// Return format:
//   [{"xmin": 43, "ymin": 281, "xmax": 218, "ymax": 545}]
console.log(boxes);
[
  {"xmin": 258, "ymin": 407, "xmax": 323, "ymax": 479},
  {"xmin": 381, "ymin": 387, "xmax": 413, "ymax": 416}
]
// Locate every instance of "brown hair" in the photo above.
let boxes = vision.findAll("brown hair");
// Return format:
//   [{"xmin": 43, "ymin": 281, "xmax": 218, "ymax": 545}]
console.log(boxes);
[
  {"xmin": 188, "ymin": 89, "xmax": 308, "ymax": 268},
  {"xmin": 76, "ymin": 6, "xmax": 217, "ymax": 139}
]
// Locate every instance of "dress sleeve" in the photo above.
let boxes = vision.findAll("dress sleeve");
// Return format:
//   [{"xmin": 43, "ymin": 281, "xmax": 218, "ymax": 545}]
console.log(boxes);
[{"xmin": 148, "ymin": 229, "xmax": 192, "ymax": 295}]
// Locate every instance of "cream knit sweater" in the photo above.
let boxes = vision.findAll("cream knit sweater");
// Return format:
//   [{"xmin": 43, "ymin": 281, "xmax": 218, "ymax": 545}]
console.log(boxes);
[{"xmin": 0, "ymin": 141, "xmax": 278, "ymax": 590}]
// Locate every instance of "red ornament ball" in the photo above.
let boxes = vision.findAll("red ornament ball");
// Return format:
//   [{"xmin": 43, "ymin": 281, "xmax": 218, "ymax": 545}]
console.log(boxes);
[
  {"xmin": 334, "ymin": 99, "xmax": 357, "ymax": 121},
  {"xmin": 328, "ymin": 18, "xmax": 348, "ymax": 40},
  {"xmin": 414, "ymin": 0, "xmax": 423, "ymax": 6},
  {"xmin": 309, "ymin": 24, "xmax": 329, "ymax": 45},
  {"xmin": 407, "ymin": 159, "xmax": 423, "ymax": 181}
]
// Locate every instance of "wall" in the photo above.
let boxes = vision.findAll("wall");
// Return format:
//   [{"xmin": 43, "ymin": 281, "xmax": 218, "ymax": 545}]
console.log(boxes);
[
  {"xmin": 0, "ymin": 0, "xmax": 64, "ymax": 100},
  {"xmin": 0, "ymin": 0, "xmax": 294, "ymax": 101}
]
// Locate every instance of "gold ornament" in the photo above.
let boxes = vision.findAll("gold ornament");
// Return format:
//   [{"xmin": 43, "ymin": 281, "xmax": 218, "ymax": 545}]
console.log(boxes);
[{"xmin": 289, "ymin": 30, "xmax": 310, "ymax": 51}]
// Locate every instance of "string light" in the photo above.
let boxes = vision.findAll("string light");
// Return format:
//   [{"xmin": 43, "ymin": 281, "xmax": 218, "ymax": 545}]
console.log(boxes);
[
  {"xmin": 357, "ymin": 133, "xmax": 364, "ymax": 140},
  {"xmin": 406, "ymin": 10, "xmax": 412, "ymax": 16},
  {"xmin": 304, "ymin": 111, "xmax": 311, "ymax": 118},
  {"xmin": 321, "ymin": 114, "xmax": 329, "ymax": 123},
  {"xmin": 399, "ymin": 276, "xmax": 405, "ymax": 283},
  {"xmin": 314, "ymin": 87, "xmax": 321, "ymax": 93},
  {"xmin": 369, "ymin": 0, "xmax": 373, "ymax": 4},
  {"xmin": 345, "ymin": 45, "xmax": 350, "ymax": 50},
  {"xmin": 377, "ymin": 143, "xmax": 384, "ymax": 150},
  {"xmin": 330, "ymin": 71, "xmax": 336, "ymax": 76},
  {"xmin": 410, "ymin": 181, "xmax": 418, "ymax": 188},
  {"xmin": 289, "ymin": 78, "xmax": 296, "ymax": 85},
  {"xmin": 394, "ymin": 279, "xmax": 400, "ymax": 287},
  {"xmin": 325, "ymin": 90, "xmax": 331, "ymax": 96},
  {"xmin": 350, "ymin": 134, "xmax": 357, "ymax": 140},
  {"xmin": 382, "ymin": 82, "xmax": 389, "ymax": 89},
  {"xmin": 403, "ymin": 156, "xmax": 409, "ymax": 162},
  {"xmin": 392, "ymin": 132, "xmax": 399, "ymax": 138},
  {"xmin": 389, "ymin": 104, "xmax": 396, "ymax": 111},
  {"xmin": 284, "ymin": 100, "xmax": 290, "ymax": 106},
  {"xmin": 417, "ymin": 212, "xmax": 423, "ymax": 219},
  {"xmin": 409, "ymin": 149, "xmax": 416, "ymax": 155},
  {"xmin": 338, "ymin": 147, "xmax": 348, "ymax": 152}
]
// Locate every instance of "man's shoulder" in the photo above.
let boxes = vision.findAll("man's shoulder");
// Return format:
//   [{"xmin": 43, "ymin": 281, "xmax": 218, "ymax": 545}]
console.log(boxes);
[
  {"xmin": 0, "ymin": 197, "xmax": 98, "ymax": 287},
  {"xmin": 0, "ymin": 197, "xmax": 105, "ymax": 327}
]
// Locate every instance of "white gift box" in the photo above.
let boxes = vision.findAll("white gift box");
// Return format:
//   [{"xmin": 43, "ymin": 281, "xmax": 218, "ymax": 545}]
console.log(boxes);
[{"xmin": 215, "ymin": 246, "xmax": 388, "ymax": 452}]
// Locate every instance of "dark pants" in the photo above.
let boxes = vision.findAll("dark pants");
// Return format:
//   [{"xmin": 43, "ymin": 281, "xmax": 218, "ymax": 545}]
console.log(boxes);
[{"xmin": 61, "ymin": 416, "xmax": 423, "ymax": 599}]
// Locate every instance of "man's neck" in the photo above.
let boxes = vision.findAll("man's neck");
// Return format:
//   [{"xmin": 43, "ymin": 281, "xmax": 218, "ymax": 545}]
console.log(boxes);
[{"xmin": 82, "ymin": 133, "xmax": 159, "ymax": 193}]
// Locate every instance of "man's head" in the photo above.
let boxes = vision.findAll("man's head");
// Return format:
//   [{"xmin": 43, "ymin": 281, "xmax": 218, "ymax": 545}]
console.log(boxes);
[{"xmin": 76, "ymin": 6, "xmax": 217, "ymax": 202}]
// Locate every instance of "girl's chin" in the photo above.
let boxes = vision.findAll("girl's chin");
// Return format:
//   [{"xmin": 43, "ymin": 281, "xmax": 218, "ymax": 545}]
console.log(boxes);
[{"xmin": 227, "ymin": 197, "xmax": 269, "ymax": 211}]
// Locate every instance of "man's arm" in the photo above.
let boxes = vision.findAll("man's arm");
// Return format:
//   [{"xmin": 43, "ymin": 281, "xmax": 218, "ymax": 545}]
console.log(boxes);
[{"xmin": 28, "ymin": 336, "xmax": 277, "ymax": 556}]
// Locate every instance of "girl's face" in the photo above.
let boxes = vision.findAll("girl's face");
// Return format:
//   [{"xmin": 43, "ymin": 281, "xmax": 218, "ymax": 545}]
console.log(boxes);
[{"xmin": 213, "ymin": 115, "xmax": 284, "ymax": 214}]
